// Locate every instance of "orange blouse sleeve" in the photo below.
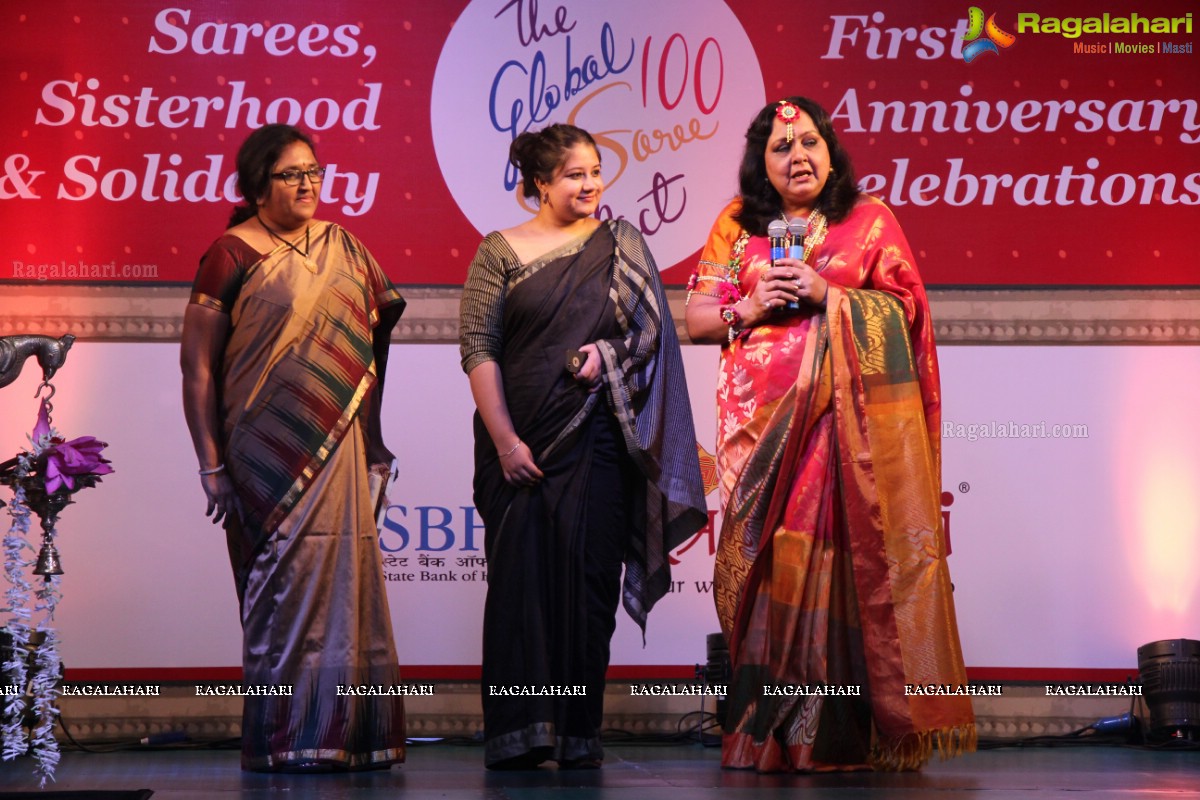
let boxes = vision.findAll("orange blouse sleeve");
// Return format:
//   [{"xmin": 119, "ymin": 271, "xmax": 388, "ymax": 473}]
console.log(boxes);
[{"xmin": 690, "ymin": 199, "xmax": 747, "ymax": 304}]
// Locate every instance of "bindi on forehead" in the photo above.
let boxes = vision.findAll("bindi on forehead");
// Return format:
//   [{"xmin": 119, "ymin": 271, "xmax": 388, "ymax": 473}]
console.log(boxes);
[{"xmin": 275, "ymin": 145, "xmax": 317, "ymax": 170}]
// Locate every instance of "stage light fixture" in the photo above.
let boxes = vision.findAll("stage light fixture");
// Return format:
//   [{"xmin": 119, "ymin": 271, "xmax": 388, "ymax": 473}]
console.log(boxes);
[{"xmin": 1137, "ymin": 638, "xmax": 1200, "ymax": 742}]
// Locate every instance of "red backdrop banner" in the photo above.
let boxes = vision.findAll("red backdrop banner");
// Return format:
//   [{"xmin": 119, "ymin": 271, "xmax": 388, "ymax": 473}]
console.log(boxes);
[{"xmin": 2, "ymin": 0, "xmax": 1196, "ymax": 286}]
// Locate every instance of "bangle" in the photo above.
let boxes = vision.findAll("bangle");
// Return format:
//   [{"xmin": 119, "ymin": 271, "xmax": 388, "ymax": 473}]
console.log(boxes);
[
  {"xmin": 720, "ymin": 303, "xmax": 746, "ymax": 344},
  {"xmin": 498, "ymin": 441, "xmax": 522, "ymax": 458},
  {"xmin": 198, "ymin": 464, "xmax": 226, "ymax": 476},
  {"xmin": 719, "ymin": 303, "xmax": 741, "ymax": 328}
]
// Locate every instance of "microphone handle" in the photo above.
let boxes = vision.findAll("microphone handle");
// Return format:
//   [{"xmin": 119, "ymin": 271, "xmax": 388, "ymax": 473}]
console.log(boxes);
[
  {"xmin": 777, "ymin": 238, "xmax": 805, "ymax": 315},
  {"xmin": 769, "ymin": 241, "xmax": 786, "ymax": 266}
]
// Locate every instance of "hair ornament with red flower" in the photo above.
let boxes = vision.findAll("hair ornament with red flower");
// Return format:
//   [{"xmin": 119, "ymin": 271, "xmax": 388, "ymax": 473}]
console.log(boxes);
[{"xmin": 776, "ymin": 99, "xmax": 801, "ymax": 143}]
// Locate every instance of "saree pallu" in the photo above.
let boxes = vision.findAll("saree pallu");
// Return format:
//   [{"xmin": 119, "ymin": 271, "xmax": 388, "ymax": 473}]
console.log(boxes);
[
  {"xmin": 467, "ymin": 220, "xmax": 706, "ymax": 766},
  {"xmin": 240, "ymin": 414, "xmax": 404, "ymax": 770},
  {"xmin": 700, "ymin": 198, "xmax": 974, "ymax": 772},
  {"xmin": 190, "ymin": 223, "xmax": 406, "ymax": 770}
]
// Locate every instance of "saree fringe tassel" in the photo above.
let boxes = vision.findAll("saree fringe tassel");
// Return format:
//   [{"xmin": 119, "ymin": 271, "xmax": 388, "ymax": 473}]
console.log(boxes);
[{"xmin": 870, "ymin": 724, "xmax": 977, "ymax": 771}]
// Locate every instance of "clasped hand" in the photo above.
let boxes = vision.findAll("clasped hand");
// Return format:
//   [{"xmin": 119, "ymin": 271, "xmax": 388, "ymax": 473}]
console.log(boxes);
[
  {"xmin": 499, "ymin": 342, "xmax": 601, "ymax": 490},
  {"xmin": 572, "ymin": 343, "xmax": 603, "ymax": 392},
  {"xmin": 741, "ymin": 262, "xmax": 827, "ymax": 326}
]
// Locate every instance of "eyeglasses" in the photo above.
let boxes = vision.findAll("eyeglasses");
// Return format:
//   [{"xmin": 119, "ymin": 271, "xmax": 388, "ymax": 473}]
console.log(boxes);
[{"xmin": 270, "ymin": 167, "xmax": 326, "ymax": 186}]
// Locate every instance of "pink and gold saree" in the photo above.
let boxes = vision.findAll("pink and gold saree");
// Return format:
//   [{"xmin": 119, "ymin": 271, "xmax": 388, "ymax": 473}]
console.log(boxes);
[{"xmin": 698, "ymin": 197, "xmax": 974, "ymax": 772}]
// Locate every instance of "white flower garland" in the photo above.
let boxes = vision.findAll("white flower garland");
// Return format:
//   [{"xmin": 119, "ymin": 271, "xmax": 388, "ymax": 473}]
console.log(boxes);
[
  {"xmin": 3, "ymin": 439, "xmax": 63, "ymax": 786},
  {"xmin": 3, "ymin": 475, "xmax": 34, "ymax": 761}
]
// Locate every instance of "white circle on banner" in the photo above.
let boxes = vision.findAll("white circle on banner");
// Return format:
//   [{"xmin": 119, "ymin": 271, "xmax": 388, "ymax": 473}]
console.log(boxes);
[{"xmin": 431, "ymin": 0, "xmax": 764, "ymax": 270}]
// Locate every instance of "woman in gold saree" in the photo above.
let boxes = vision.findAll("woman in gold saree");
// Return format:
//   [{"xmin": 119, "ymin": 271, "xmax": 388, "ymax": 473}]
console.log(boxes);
[
  {"xmin": 685, "ymin": 97, "xmax": 975, "ymax": 772},
  {"xmin": 181, "ymin": 124, "xmax": 406, "ymax": 772}
]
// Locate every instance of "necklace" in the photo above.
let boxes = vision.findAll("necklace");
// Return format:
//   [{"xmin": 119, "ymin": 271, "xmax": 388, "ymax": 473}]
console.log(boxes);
[{"xmin": 257, "ymin": 215, "xmax": 316, "ymax": 272}]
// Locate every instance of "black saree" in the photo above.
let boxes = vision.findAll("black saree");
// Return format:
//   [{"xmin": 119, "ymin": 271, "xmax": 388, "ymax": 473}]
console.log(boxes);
[{"xmin": 470, "ymin": 221, "xmax": 706, "ymax": 767}]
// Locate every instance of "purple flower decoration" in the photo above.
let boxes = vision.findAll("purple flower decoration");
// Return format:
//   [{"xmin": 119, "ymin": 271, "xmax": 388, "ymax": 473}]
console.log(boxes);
[
  {"xmin": 42, "ymin": 436, "xmax": 114, "ymax": 493},
  {"xmin": 31, "ymin": 399, "xmax": 113, "ymax": 494},
  {"xmin": 32, "ymin": 396, "xmax": 52, "ymax": 443}
]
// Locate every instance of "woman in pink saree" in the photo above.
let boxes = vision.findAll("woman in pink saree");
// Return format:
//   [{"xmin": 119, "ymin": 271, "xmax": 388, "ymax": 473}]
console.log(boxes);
[{"xmin": 685, "ymin": 97, "xmax": 975, "ymax": 772}]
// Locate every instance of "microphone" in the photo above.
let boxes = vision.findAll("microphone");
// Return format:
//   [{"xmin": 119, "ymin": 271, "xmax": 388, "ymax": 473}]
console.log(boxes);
[
  {"xmin": 776, "ymin": 218, "xmax": 808, "ymax": 315},
  {"xmin": 787, "ymin": 218, "xmax": 808, "ymax": 259},
  {"xmin": 766, "ymin": 219, "xmax": 788, "ymax": 267},
  {"xmin": 766, "ymin": 219, "xmax": 791, "ymax": 316}
]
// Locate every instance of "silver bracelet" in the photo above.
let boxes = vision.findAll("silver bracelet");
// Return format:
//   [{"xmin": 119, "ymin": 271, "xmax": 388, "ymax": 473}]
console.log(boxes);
[
  {"xmin": 198, "ymin": 464, "xmax": 226, "ymax": 476},
  {"xmin": 498, "ymin": 441, "xmax": 522, "ymax": 458}
]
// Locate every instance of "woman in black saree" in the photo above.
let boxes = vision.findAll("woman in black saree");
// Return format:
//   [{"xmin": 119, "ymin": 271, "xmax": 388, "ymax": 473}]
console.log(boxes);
[{"xmin": 459, "ymin": 124, "xmax": 706, "ymax": 770}]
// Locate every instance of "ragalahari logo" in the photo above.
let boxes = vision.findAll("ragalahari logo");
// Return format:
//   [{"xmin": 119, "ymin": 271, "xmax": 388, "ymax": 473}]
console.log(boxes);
[{"xmin": 962, "ymin": 7, "xmax": 1017, "ymax": 62}]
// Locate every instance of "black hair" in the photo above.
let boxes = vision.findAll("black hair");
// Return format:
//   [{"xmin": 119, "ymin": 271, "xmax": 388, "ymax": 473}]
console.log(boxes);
[
  {"xmin": 227, "ymin": 124, "xmax": 317, "ymax": 227},
  {"xmin": 508, "ymin": 124, "xmax": 600, "ymax": 200},
  {"xmin": 732, "ymin": 96, "xmax": 860, "ymax": 236}
]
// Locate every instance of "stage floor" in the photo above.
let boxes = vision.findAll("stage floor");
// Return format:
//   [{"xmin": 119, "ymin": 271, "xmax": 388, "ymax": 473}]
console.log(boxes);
[{"xmin": 1, "ymin": 743, "xmax": 1198, "ymax": 798}]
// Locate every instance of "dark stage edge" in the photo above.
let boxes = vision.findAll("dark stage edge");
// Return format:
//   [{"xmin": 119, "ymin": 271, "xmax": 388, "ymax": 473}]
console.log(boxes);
[{"xmin": 1, "ymin": 744, "xmax": 1198, "ymax": 799}]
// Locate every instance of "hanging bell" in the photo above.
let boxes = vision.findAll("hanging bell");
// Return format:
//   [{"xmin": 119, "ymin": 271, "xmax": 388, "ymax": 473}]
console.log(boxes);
[{"xmin": 33, "ymin": 538, "xmax": 64, "ymax": 577}]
